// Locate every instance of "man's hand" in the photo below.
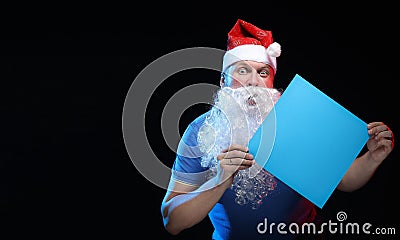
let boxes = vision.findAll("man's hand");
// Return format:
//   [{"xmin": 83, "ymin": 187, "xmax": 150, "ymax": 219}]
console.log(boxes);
[
  {"xmin": 215, "ymin": 144, "xmax": 254, "ymax": 187},
  {"xmin": 367, "ymin": 122, "xmax": 394, "ymax": 164}
]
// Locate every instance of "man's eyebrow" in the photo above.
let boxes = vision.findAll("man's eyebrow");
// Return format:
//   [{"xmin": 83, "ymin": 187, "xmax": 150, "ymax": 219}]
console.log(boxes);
[{"xmin": 234, "ymin": 63, "xmax": 251, "ymax": 68}]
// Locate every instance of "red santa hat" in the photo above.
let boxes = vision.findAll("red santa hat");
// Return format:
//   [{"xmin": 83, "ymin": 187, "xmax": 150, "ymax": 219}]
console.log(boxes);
[{"xmin": 222, "ymin": 19, "xmax": 281, "ymax": 74}]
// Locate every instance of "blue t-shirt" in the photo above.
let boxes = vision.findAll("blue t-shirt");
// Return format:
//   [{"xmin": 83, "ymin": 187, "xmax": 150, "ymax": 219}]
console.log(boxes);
[{"xmin": 172, "ymin": 111, "xmax": 318, "ymax": 240}]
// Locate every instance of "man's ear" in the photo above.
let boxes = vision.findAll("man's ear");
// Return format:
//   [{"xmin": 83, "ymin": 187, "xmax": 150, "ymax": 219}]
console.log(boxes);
[{"xmin": 220, "ymin": 76, "xmax": 225, "ymax": 88}]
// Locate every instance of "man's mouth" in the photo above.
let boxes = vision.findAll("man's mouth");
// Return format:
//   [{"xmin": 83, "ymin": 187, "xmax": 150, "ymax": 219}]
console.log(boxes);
[{"xmin": 246, "ymin": 95, "xmax": 257, "ymax": 106}]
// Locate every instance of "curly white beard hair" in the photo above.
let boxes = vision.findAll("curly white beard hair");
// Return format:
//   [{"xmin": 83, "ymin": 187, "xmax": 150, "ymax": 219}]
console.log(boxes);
[{"xmin": 197, "ymin": 86, "xmax": 281, "ymax": 209}]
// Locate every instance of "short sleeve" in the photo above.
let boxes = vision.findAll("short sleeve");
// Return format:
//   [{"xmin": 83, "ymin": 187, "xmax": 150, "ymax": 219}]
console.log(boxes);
[{"xmin": 171, "ymin": 112, "xmax": 211, "ymax": 187}]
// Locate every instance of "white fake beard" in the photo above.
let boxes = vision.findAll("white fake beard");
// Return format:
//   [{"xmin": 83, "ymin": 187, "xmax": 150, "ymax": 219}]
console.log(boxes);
[
  {"xmin": 198, "ymin": 86, "xmax": 281, "ymax": 168},
  {"xmin": 197, "ymin": 86, "xmax": 281, "ymax": 208}
]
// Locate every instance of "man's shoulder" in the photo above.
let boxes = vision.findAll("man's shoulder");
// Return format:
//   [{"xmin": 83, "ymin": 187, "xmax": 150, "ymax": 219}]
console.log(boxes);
[
  {"xmin": 180, "ymin": 111, "xmax": 211, "ymax": 137},
  {"xmin": 188, "ymin": 110, "xmax": 211, "ymax": 128},
  {"xmin": 179, "ymin": 110, "xmax": 211, "ymax": 146}
]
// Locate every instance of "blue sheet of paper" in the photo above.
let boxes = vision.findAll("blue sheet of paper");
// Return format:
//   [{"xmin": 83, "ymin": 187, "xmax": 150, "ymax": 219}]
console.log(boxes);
[{"xmin": 248, "ymin": 74, "xmax": 369, "ymax": 208}]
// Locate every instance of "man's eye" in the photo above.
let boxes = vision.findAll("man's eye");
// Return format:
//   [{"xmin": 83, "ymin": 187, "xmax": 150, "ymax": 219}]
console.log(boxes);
[
  {"xmin": 260, "ymin": 70, "xmax": 270, "ymax": 76},
  {"xmin": 238, "ymin": 68, "xmax": 248, "ymax": 74}
]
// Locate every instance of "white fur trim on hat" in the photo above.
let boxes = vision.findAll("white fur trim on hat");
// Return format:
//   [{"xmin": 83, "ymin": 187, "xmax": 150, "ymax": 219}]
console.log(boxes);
[{"xmin": 222, "ymin": 43, "xmax": 281, "ymax": 73}]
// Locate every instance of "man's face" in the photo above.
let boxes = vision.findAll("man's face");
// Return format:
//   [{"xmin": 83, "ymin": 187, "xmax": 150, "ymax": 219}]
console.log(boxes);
[{"xmin": 221, "ymin": 60, "xmax": 275, "ymax": 89}]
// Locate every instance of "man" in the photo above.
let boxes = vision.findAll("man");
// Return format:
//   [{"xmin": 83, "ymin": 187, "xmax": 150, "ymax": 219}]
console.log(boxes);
[{"xmin": 161, "ymin": 19, "xmax": 394, "ymax": 239}]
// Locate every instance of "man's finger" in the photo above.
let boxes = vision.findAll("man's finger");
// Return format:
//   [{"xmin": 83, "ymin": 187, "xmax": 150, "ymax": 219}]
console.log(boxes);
[
  {"xmin": 219, "ymin": 150, "xmax": 253, "ymax": 160},
  {"xmin": 222, "ymin": 144, "xmax": 249, "ymax": 153}
]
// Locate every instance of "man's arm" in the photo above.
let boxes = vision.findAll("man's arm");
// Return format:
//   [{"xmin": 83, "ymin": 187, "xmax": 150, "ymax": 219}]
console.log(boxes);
[
  {"xmin": 337, "ymin": 122, "xmax": 394, "ymax": 192},
  {"xmin": 161, "ymin": 176, "xmax": 232, "ymax": 235},
  {"xmin": 161, "ymin": 144, "xmax": 254, "ymax": 235},
  {"xmin": 337, "ymin": 151, "xmax": 379, "ymax": 192}
]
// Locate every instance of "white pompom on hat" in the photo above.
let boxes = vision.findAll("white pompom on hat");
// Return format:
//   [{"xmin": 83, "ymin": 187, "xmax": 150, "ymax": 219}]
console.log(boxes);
[{"xmin": 222, "ymin": 19, "xmax": 281, "ymax": 74}]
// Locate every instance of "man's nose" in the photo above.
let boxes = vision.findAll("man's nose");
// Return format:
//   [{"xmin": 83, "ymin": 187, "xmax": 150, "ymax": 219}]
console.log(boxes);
[{"xmin": 247, "ymin": 72, "xmax": 263, "ymax": 87}]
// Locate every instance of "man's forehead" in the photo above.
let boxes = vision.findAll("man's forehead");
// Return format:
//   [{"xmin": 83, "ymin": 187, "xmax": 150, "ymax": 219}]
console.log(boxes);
[{"xmin": 231, "ymin": 60, "xmax": 272, "ymax": 69}]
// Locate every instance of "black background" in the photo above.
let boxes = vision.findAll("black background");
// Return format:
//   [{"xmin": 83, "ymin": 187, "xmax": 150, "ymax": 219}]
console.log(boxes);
[{"xmin": 1, "ymin": 2, "xmax": 399, "ymax": 239}]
